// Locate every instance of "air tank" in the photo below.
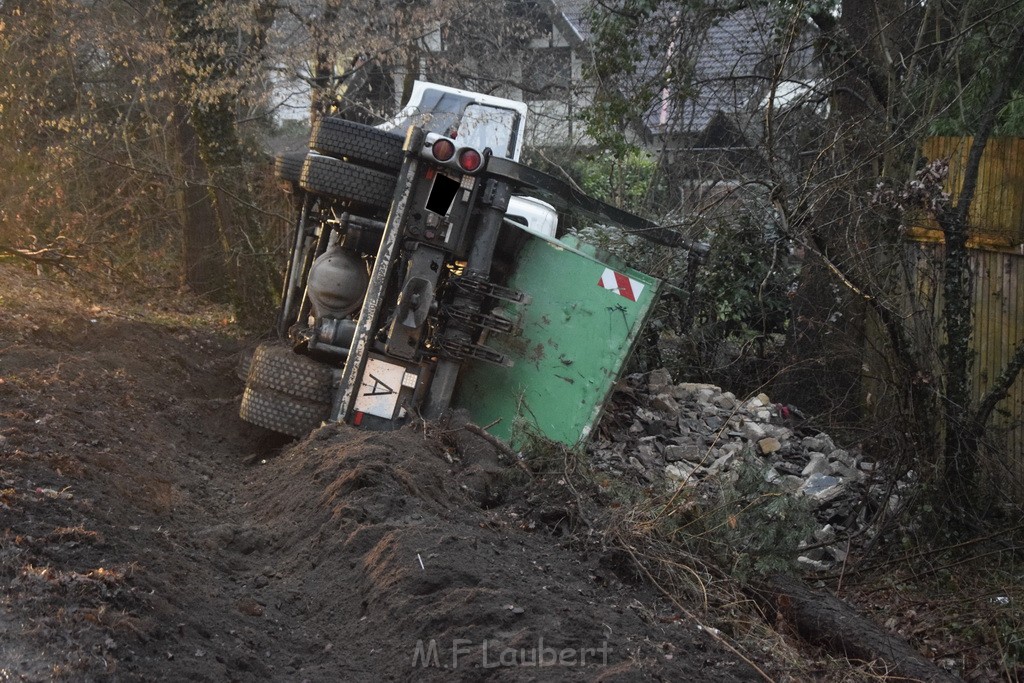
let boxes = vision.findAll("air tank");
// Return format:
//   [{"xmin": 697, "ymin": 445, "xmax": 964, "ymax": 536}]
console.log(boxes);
[{"xmin": 306, "ymin": 245, "xmax": 369, "ymax": 318}]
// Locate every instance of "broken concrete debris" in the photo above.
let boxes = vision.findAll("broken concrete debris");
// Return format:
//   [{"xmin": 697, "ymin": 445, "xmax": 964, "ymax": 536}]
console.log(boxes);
[{"xmin": 588, "ymin": 373, "xmax": 892, "ymax": 571}]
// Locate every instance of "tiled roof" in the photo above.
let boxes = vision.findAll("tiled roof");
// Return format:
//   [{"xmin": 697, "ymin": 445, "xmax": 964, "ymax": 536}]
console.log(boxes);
[
  {"xmin": 656, "ymin": 9, "xmax": 772, "ymax": 135},
  {"xmin": 554, "ymin": 0, "xmax": 592, "ymax": 40},
  {"xmin": 550, "ymin": 1, "xmax": 818, "ymax": 136}
]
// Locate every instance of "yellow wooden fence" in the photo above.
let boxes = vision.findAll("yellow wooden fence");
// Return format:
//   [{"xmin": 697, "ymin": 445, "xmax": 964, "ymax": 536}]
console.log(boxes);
[
  {"xmin": 911, "ymin": 136, "xmax": 1024, "ymax": 249},
  {"xmin": 904, "ymin": 137, "xmax": 1024, "ymax": 495}
]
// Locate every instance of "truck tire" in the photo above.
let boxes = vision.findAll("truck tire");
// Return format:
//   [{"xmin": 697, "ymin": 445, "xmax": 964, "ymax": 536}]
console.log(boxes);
[
  {"xmin": 274, "ymin": 151, "xmax": 307, "ymax": 183},
  {"xmin": 300, "ymin": 154, "xmax": 396, "ymax": 214},
  {"xmin": 246, "ymin": 342, "xmax": 336, "ymax": 403},
  {"xmin": 240, "ymin": 386, "xmax": 329, "ymax": 438},
  {"xmin": 310, "ymin": 117, "xmax": 404, "ymax": 173}
]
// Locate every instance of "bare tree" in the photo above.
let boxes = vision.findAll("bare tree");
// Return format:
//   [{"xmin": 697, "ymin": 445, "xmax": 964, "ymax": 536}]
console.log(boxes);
[{"xmin": 585, "ymin": 0, "xmax": 1024, "ymax": 514}]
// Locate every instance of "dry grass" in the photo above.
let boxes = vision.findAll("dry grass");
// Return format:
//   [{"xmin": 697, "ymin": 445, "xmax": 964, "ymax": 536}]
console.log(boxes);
[{"xmin": 516, "ymin": 433, "xmax": 1022, "ymax": 681}]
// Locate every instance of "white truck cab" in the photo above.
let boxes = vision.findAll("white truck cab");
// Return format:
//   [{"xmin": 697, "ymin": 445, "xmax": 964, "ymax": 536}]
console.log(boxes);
[
  {"xmin": 379, "ymin": 82, "xmax": 529, "ymax": 161},
  {"xmin": 380, "ymin": 82, "xmax": 557, "ymax": 238}
]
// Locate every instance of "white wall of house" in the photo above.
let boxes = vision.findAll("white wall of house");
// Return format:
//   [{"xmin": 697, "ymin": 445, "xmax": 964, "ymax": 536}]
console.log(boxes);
[{"xmin": 520, "ymin": 25, "xmax": 593, "ymax": 150}]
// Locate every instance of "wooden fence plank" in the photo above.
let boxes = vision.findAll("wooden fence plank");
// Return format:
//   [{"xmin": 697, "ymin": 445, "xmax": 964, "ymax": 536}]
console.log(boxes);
[
  {"xmin": 919, "ymin": 137, "xmax": 1024, "ymax": 246},
  {"xmin": 882, "ymin": 246, "xmax": 1024, "ymax": 499}
]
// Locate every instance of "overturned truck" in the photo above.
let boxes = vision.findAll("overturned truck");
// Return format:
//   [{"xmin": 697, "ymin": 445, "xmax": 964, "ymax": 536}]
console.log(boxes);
[{"xmin": 243, "ymin": 82, "xmax": 704, "ymax": 446}]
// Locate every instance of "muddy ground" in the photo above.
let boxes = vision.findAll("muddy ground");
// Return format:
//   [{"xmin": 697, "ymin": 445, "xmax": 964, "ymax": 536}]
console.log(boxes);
[{"xmin": 0, "ymin": 264, "xmax": 779, "ymax": 681}]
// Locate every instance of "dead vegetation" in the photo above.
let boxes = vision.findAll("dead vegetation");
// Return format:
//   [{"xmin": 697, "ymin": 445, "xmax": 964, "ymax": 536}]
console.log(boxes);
[{"xmin": 507, "ymin": 412, "xmax": 1023, "ymax": 682}]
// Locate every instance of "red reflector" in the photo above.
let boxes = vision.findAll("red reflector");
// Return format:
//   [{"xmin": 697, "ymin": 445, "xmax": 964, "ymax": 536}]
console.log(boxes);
[
  {"xmin": 458, "ymin": 148, "xmax": 482, "ymax": 172},
  {"xmin": 432, "ymin": 138, "xmax": 455, "ymax": 162},
  {"xmin": 353, "ymin": 411, "xmax": 364, "ymax": 426}
]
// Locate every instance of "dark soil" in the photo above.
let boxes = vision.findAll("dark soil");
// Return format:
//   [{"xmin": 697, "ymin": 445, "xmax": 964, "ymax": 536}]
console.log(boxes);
[{"xmin": 0, "ymin": 265, "xmax": 765, "ymax": 681}]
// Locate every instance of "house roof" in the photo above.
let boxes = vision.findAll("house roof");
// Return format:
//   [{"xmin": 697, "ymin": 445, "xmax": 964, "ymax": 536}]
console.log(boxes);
[
  {"xmin": 548, "ymin": 1, "xmax": 818, "ymax": 138},
  {"xmin": 550, "ymin": 0, "xmax": 591, "ymax": 42},
  {"xmin": 656, "ymin": 9, "xmax": 774, "ymax": 136}
]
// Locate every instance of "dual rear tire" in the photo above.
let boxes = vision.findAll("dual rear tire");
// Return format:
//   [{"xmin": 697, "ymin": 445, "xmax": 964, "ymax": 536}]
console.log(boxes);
[
  {"xmin": 299, "ymin": 154, "xmax": 396, "ymax": 215},
  {"xmin": 239, "ymin": 343, "xmax": 335, "ymax": 438},
  {"xmin": 249, "ymin": 118, "xmax": 404, "ymax": 437},
  {"xmin": 309, "ymin": 117, "xmax": 404, "ymax": 173},
  {"xmin": 276, "ymin": 117, "xmax": 404, "ymax": 215}
]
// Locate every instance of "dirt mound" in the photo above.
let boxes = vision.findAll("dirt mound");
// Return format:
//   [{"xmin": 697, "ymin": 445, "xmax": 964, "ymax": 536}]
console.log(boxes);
[
  {"xmin": 0, "ymin": 265, "xmax": 762, "ymax": 681},
  {"xmin": 245, "ymin": 424, "xmax": 758, "ymax": 681}
]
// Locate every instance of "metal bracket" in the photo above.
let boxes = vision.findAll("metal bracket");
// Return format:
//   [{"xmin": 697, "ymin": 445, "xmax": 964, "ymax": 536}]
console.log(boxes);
[
  {"xmin": 450, "ymin": 275, "xmax": 530, "ymax": 305},
  {"xmin": 435, "ymin": 338, "xmax": 512, "ymax": 367},
  {"xmin": 443, "ymin": 306, "xmax": 516, "ymax": 335}
]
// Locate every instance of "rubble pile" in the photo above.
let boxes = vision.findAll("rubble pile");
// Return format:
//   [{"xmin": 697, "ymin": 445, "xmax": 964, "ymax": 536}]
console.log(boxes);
[{"xmin": 589, "ymin": 369, "xmax": 892, "ymax": 571}]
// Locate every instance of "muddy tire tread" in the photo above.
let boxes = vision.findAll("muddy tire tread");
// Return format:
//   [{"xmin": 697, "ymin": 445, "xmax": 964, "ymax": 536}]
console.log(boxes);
[
  {"xmin": 246, "ymin": 343, "xmax": 335, "ymax": 403},
  {"xmin": 240, "ymin": 386, "xmax": 329, "ymax": 438},
  {"xmin": 299, "ymin": 154, "xmax": 395, "ymax": 213},
  {"xmin": 309, "ymin": 117, "xmax": 404, "ymax": 172}
]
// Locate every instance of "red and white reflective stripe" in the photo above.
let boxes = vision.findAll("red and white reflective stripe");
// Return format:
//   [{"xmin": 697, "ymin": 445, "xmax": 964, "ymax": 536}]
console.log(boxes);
[{"xmin": 597, "ymin": 268, "xmax": 645, "ymax": 302}]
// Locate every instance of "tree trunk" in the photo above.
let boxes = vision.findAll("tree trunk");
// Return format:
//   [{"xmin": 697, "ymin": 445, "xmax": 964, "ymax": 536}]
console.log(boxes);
[
  {"xmin": 752, "ymin": 574, "xmax": 958, "ymax": 682},
  {"xmin": 162, "ymin": 0, "xmax": 278, "ymax": 328},
  {"xmin": 173, "ymin": 105, "xmax": 228, "ymax": 299},
  {"xmin": 310, "ymin": 2, "xmax": 340, "ymax": 116},
  {"xmin": 190, "ymin": 99, "xmax": 278, "ymax": 328}
]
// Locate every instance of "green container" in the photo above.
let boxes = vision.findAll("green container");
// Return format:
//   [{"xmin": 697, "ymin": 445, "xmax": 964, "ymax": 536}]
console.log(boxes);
[{"xmin": 452, "ymin": 232, "xmax": 660, "ymax": 446}]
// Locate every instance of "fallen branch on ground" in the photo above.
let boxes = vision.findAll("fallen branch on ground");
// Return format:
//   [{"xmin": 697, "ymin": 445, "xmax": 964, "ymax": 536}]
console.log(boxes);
[
  {"xmin": 462, "ymin": 422, "xmax": 533, "ymax": 476},
  {"xmin": 0, "ymin": 242, "xmax": 75, "ymax": 273},
  {"xmin": 750, "ymin": 573, "xmax": 958, "ymax": 682}
]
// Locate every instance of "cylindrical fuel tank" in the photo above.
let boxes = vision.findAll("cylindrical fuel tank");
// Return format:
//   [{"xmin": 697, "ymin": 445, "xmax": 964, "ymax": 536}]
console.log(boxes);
[{"xmin": 306, "ymin": 245, "xmax": 369, "ymax": 318}]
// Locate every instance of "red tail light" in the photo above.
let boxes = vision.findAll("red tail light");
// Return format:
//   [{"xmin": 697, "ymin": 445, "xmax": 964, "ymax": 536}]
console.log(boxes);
[
  {"xmin": 432, "ymin": 138, "xmax": 456, "ymax": 162},
  {"xmin": 458, "ymin": 148, "xmax": 482, "ymax": 172}
]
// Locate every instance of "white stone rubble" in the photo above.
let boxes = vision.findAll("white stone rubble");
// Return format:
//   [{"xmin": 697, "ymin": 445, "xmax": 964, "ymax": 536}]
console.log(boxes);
[{"xmin": 588, "ymin": 371, "xmax": 895, "ymax": 571}]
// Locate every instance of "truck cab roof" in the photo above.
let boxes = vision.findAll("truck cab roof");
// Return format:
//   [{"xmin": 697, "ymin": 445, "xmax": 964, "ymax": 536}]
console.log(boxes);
[{"xmin": 379, "ymin": 82, "xmax": 529, "ymax": 162}]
